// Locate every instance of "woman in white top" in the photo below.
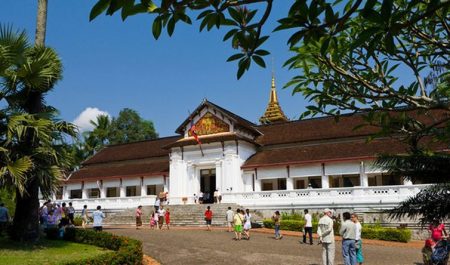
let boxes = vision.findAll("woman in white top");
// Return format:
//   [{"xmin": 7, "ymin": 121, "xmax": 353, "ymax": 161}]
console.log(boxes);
[
  {"xmin": 243, "ymin": 208, "xmax": 252, "ymax": 240},
  {"xmin": 352, "ymin": 213, "xmax": 364, "ymax": 265}
]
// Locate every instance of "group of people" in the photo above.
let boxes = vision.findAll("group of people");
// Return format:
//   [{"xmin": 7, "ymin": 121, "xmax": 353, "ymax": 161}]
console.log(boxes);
[
  {"xmin": 39, "ymin": 200, "xmax": 76, "ymax": 229},
  {"xmin": 224, "ymin": 207, "xmax": 252, "ymax": 240},
  {"xmin": 422, "ymin": 220, "xmax": 448, "ymax": 265},
  {"xmin": 135, "ymin": 199, "xmax": 171, "ymax": 230},
  {"xmin": 316, "ymin": 209, "xmax": 363, "ymax": 265},
  {"xmin": 193, "ymin": 189, "xmax": 222, "ymax": 204}
]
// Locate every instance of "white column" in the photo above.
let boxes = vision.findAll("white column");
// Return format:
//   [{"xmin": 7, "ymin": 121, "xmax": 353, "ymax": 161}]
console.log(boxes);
[
  {"xmin": 140, "ymin": 177, "xmax": 146, "ymax": 196},
  {"xmin": 81, "ymin": 184, "xmax": 87, "ymax": 199},
  {"xmin": 255, "ymin": 178, "xmax": 261, "ymax": 192},
  {"xmin": 63, "ymin": 186, "xmax": 69, "ymax": 200},
  {"xmin": 321, "ymin": 164, "xmax": 329, "ymax": 188},
  {"xmin": 120, "ymin": 179, "xmax": 126, "ymax": 198},
  {"xmin": 215, "ymin": 160, "xmax": 222, "ymax": 192},
  {"xmin": 286, "ymin": 177, "xmax": 294, "ymax": 190},
  {"xmin": 360, "ymin": 161, "xmax": 369, "ymax": 187},
  {"xmin": 187, "ymin": 162, "xmax": 195, "ymax": 198}
]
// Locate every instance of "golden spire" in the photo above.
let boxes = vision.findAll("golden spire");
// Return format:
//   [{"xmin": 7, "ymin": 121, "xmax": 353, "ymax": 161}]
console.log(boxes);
[{"xmin": 259, "ymin": 74, "xmax": 288, "ymax": 124}]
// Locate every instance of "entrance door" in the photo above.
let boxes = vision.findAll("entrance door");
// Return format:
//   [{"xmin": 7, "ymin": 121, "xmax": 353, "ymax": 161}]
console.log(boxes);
[{"xmin": 200, "ymin": 169, "xmax": 216, "ymax": 204}]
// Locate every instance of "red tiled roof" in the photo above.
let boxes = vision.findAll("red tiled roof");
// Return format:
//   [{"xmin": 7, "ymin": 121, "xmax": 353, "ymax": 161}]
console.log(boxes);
[
  {"xmin": 69, "ymin": 160, "xmax": 169, "ymax": 181},
  {"xmin": 83, "ymin": 136, "xmax": 181, "ymax": 165},
  {"xmin": 243, "ymin": 138, "xmax": 449, "ymax": 168}
]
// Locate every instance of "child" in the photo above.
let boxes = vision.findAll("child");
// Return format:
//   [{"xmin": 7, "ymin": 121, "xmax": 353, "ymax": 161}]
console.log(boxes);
[
  {"xmin": 150, "ymin": 212, "xmax": 156, "ymax": 229},
  {"xmin": 422, "ymin": 239, "xmax": 434, "ymax": 265},
  {"xmin": 165, "ymin": 208, "xmax": 171, "ymax": 230}
]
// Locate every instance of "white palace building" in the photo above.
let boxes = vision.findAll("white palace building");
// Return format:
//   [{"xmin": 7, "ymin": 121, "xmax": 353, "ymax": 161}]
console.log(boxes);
[{"xmin": 56, "ymin": 77, "xmax": 446, "ymax": 212}]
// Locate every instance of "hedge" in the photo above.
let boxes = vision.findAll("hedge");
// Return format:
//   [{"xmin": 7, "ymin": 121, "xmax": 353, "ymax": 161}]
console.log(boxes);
[
  {"xmin": 47, "ymin": 227, "xmax": 143, "ymax": 265},
  {"xmin": 361, "ymin": 226, "xmax": 411, "ymax": 243},
  {"xmin": 263, "ymin": 219, "xmax": 411, "ymax": 242}
]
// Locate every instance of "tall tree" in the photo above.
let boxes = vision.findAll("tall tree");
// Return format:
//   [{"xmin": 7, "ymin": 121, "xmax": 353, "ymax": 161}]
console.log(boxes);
[
  {"xmin": 108, "ymin": 108, "xmax": 158, "ymax": 144},
  {"xmin": 35, "ymin": 0, "xmax": 48, "ymax": 46},
  {"xmin": 0, "ymin": 27, "xmax": 75, "ymax": 241}
]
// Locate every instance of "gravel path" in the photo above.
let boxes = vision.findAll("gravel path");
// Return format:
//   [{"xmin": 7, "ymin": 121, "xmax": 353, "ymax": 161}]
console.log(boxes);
[{"xmin": 105, "ymin": 227, "xmax": 424, "ymax": 265}]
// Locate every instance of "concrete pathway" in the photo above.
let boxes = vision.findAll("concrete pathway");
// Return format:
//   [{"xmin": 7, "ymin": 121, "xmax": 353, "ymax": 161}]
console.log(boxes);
[{"xmin": 104, "ymin": 226, "xmax": 425, "ymax": 265}]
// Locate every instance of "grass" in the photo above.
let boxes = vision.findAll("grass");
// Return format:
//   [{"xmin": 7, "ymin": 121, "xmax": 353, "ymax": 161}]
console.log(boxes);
[{"xmin": 0, "ymin": 236, "xmax": 112, "ymax": 265}]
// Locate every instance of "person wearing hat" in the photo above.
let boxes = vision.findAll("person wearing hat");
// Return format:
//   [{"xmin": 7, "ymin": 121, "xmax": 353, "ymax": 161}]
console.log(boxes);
[{"xmin": 317, "ymin": 208, "xmax": 335, "ymax": 265}]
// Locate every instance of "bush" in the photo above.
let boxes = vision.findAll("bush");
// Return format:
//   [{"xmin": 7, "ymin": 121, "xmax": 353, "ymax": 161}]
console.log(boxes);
[
  {"xmin": 46, "ymin": 227, "xmax": 60, "ymax": 240},
  {"xmin": 362, "ymin": 226, "xmax": 411, "ymax": 243},
  {"xmin": 50, "ymin": 227, "xmax": 143, "ymax": 265},
  {"xmin": 263, "ymin": 219, "xmax": 330, "ymax": 234},
  {"xmin": 72, "ymin": 215, "xmax": 83, "ymax": 227}
]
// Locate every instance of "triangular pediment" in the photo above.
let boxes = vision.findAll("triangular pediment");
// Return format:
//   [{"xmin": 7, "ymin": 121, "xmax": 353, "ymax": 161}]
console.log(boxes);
[{"xmin": 175, "ymin": 100, "xmax": 262, "ymax": 139}]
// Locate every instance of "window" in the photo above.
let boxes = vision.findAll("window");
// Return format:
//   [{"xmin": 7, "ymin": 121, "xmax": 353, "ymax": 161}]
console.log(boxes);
[
  {"xmin": 343, "ymin": 174, "xmax": 360, "ymax": 187},
  {"xmin": 88, "ymin": 188, "xmax": 100, "ymax": 198},
  {"xmin": 106, "ymin": 187, "xmax": 118, "ymax": 197},
  {"xmin": 308, "ymin": 177, "xmax": 322, "ymax": 188},
  {"xmin": 147, "ymin": 185, "xmax": 156, "ymax": 195},
  {"xmin": 295, "ymin": 179, "xmax": 306, "ymax": 189},
  {"xmin": 329, "ymin": 176, "xmax": 340, "ymax": 188},
  {"xmin": 382, "ymin": 174, "xmax": 402, "ymax": 186},
  {"xmin": 277, "ymin": 178, "xmax": 287, "ymax": 190},
  {"xmin": 70, "ymin": 189, "xmax": 82, "ymax": 199},
  {"xmin": 126, "ymin": 186, "xmax": 139, "ymax": 197},
  {"xmin": 368, "ymin": 176, "xmax": 377, "ymax": 186},
  {"xmin": 262, "ymin": 182, "xmax": 273, "ymax": 191}
]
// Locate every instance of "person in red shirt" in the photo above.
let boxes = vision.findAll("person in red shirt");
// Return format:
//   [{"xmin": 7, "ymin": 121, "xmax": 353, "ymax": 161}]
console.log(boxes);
[
  {"xmin": 165, "ymin": 208, "xmax": 171, "ymax": 230},
  {"xmin": 429, "ymin": 219, "xmax": 447, "ymax": 242},
  {"xmin": 204, "ymin": 206, "xmax": 213, "ymax": 231}
]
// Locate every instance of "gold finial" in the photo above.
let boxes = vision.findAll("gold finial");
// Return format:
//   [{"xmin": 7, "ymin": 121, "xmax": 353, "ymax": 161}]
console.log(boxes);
[{"xmin": 259, "ymin": 74, "xmax": 288, "ymax": 124}]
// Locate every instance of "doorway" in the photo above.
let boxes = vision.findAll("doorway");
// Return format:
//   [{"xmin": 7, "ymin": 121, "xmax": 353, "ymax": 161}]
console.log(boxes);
[{"xmin": 200, "ymin": 169, "xmax": 216, "ymax": 204}]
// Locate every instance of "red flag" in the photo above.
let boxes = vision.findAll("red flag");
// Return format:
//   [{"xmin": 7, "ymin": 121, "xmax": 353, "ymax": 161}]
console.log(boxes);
[{"xmin": 189, "ymin": 119, "xmax": 201, "ymax": 145}]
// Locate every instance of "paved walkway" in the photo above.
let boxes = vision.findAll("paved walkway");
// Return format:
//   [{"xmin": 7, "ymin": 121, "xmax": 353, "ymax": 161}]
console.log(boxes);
[{"xmin": 104, "ymin": 226, "xmax": 425, "ymax": 265}]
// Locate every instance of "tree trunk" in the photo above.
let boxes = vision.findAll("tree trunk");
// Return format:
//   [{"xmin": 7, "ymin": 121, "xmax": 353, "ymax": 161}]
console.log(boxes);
[
  {"xmin": 11, "ymin": 178, "xmax": 40, "ymax": 241},
  {"xmin": 35, "ymin": 0, "xmax": 48, "ymax": 46}
]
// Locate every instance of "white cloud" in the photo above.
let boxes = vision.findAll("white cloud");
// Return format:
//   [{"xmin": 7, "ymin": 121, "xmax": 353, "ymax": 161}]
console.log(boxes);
[{"xmin": 73, "ymin": 107, "xmax": 110, "ymax": 132}]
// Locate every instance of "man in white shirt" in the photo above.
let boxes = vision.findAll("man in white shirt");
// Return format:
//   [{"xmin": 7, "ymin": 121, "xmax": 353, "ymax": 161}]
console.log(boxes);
[
  {"xmin": 303, "ymin": 209, "xmax": 313, "ymax": 245},
  {"xmin": 92, "ymin": 205, "xmax": 105, "ymax": 232},
  {"xmin": 317, "ymin": 208, "xmax": 335, "ymax": 265},
  {"xmin": 158, "ymin": 207, "xmax": 166, "ymax": 229},
  {"xmin": 226, "ymin": 207, "xmax": 234, "ymax": 232}
]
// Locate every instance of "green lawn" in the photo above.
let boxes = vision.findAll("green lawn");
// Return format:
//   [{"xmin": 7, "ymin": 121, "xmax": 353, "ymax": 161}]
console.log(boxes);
[{"xmin": 0, "ymin": 236, "xmax": 112, "ymax": 265}]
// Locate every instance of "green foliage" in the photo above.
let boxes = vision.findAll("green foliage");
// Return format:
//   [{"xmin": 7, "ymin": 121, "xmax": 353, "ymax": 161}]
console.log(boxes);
[
  {"xmin": 362, "ymin": 226, "xmax": 411, "ymax": 243},
  {"xmin": 0, "ymin": 189, "xmax": 15, "ymax": 217},
  {"xmin": 60, "ymin": 228, "xmax": 143, "ymax": 265},
  {"xmin": 73, "ymin": 215, "xmax": 83, "ymax": 227},
  {"xmin": 109, "ymin": 108, "xmax": 158, "ymax": 145}
]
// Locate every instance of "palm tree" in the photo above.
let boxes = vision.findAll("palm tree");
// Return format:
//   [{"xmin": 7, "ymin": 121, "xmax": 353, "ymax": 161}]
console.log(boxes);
[
  {"xmin": 35, "ymin": 0, "xmax": 48, "ymax": 46},
  {"xmin": 0, "ymin": 26, "xmax": 76, "ymax": 241}
]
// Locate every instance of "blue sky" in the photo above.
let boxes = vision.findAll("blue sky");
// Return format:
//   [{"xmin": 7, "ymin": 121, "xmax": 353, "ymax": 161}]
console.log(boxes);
[{"xmin": 1, "ymin": 1, "xmax": 306, "ymax": 137}]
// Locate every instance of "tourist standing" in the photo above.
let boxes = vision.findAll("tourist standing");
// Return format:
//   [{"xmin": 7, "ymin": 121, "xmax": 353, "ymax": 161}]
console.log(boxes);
[
  {"xmin": 92, "ymin": 205, "xmax": 105, "ymax": 232},
  {"xmin": 68, "ymin": 202, "xmax": 75, "ymax": 225},
  {"xmin": 303, "ymin": 209, "xmax": 313, "ymax": 245},
  {"xmin": 233, "ymin": 209, "xmax": 244, "ymax": 240},
  {"xmin": 81, "ymin": 205, "xmax": 89, "ymax": 228},
  {"xmin": 243, "ymin": 208, "xmax": 252, "ymax": 240},
  {"xmin": 165, "ymin": 208, "xmax": 171, "ymax": 229},
  {"xmin": 136, "ymin": 205, "xmax": 143, "ymax": 230},
  {"xmin": 317, "ymin": 208, "xmax": 335, "ymax": 265},
  {"xmin": 214, "ymin": 189, "xmax": 219, "ymax": 203},
  {"xmin": 272, "ymin": 211, "xmax": 282, "ymax": 240},
  {"xmin": 199, "ymin": 191, "xmax": 204, "ymax": 204},
  {"xmin": 204, "ymin": 206, "xmax": 213, "ymax": 231},
  {"xmin": 352, "ymin": 213, "xmax": 364, "ymax": 265},
  {"xmin": 429, "ymin": 219, "xmax": 447, "ymax": 242},
  {"xmin": 40, "ymin": 201, "xmax": 49, "ymax": 228},
  {"xmin": 154, "ymin": 197, "xmax": 160, "ymax": 212},
  {"xmin": 194, "ymin": 193, "xmax": 198, "ymax": 204},
  {"xmin": 340, "ymin": 212, "xmax": 357, "ymax": 265},
  {"xmin": 47, "ymin": 209, "xmax": 58, "ymax": 229},
  {"xmin": 0, "ymin": 203, "xmax": 10, "ymax": 236},
  {"xmin": 226, "ymin": 207, "xmax": 234, "ymax": 232},
  {"xmin": 59, "ymin": 202, "xmax": 69, "ymax": 227},
  {"xmin": 158, "ymin": 206, "xmax": 166, "ymax": 229},
  {"xmin": 218, "ymin": 190, "xmax": 222, "ymax": 203}
]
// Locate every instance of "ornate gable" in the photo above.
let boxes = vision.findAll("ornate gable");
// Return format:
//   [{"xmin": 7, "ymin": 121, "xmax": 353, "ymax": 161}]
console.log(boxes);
[{"xmin": 188, "ymin": 112, "xmax": 230, "ymax": 136}]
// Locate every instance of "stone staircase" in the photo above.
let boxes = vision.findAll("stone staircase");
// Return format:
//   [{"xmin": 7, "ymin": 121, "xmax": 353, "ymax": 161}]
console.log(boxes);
[{"xmin": 102, "ymin": 203, "xmax": 263, "ymax": 227}]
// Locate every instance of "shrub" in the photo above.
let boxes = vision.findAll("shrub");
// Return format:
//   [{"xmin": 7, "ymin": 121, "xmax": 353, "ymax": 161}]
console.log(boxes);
[
  {"xmin": 362, "ymin": 226, "xmax": 411, "ymax": 243},
  {"xmin": 72, "ymin": 215, "xmax": 83, "ymax": 227},
  {"xmin": 52, "ymin": 227, "xmax": 143, "ymax": 265},
  {"xmin": 46, "ymin": 227, "xmax": 60, "ymax": 240}
]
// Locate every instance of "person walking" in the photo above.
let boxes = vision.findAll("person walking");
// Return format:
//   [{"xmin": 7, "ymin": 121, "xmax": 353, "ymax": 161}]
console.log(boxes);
[
  {"xmin": 272, "ymin": 211, "xmax": 282, "ymax": 240},
  {"xmin": 317, "ymin": 208, "xmax": 335, "ymax": 265},
  {"xmin": 0, "ymin": 203, "xmax": 10, "ymax": 236},
  {"xmin": 199, "ymin": 191, "xmax": 204, "ymax": 204},
  {"xmin": 92, "ymin": 205, "xmax": 105, "ymax": 232},
  {"xmin": 243, "ymin": 208, "xmax": 252, "ymax": 240},
  {"xmin": 226, "ymin": 207, "xmax": 234, "ymax": 232},
  {"xmin": 81, "ymin": 205, "xmax": 89, "ymax": 228},
  {"xmin": 165, "ymin": 208, "xmax": 171, "ymax": 230},
  {"xmin": 136, "ymin": 205, "xmax": 143, "ymax": 230},
  {"xmin": 303, "ymin": 209, "xmax": 313, "ymax": 245},
  {"xmin": 352, "ymin": 213, "xmax": 364, "ymax": 265},
  {"xmin": 204, "ymin": 206, "xmax": 213, "ymax": 231},
  {"xmin": 154, "ymin": 197, "xmax": 161, "ymax": 212},
  {"xmin": 340, "ymin": 212, "xmax": 357, "ymax": 265},
  {"xmin": 68, "ymin": 202, "xmax": 75, "ymax": 225},
  {"xmin": 233, "ymin": 209, "xmax": 244, "ymax": 240},
  {"xmin": 429, "ymin": 219, "xmax": 447, "ymax": 243}
]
